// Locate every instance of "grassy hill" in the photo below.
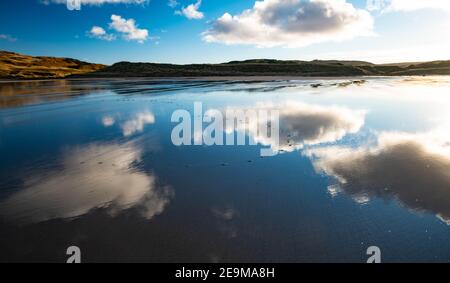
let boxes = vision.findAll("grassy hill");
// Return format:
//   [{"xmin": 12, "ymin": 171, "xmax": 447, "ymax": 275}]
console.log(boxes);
[
  {"xmin": 1, "ymin": 50, "xmax": 449, "ymax": 79},
  {"xmin": 0, "ymin": 51, "xmax": 105, "ymax": 79},
  {"xmin": 81, "ymin": 59, "xmax": 450, "ymax": 78}
]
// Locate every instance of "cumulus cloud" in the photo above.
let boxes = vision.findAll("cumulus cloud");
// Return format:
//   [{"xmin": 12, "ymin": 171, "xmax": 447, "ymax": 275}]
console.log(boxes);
[
  {"xmin": 306, "ymin": 131, "xmax": 450, "ymax": 224},
  {"xmin": 122, "ymin": 111, "xmax": 156, "ymax": 136},
  {"xmin": 178, "ymin": 0, "xmax": 204, "ymax": 20},
  {"xmin": 91, "ymin": 26, "xmax": 106, "ymax": 36},
  {"xmin": 89, "ymin": 26, "xmax": 116, "ymax": 41},
  {"xmin": 109, "ymin": 14, "xmax": 149, "ymax": 43},
  {"xmin": 88, "ymin": 15, "xmax": 149, "ymax": 43},
  {"xmin": 366, "ymin": 0, "xmax": 450, "ymax": 13},
  {"xmin": 0, "ymin": 142, "xmax": 173, "ymax": 224},
  {"xmin": 203, "ymin": 0, "xmax": 374, "ymax": 48}
]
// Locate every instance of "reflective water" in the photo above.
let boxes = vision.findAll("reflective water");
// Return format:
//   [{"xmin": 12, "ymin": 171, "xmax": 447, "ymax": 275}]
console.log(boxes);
[{"xmin": 0, "ymin": 77, "xmax": 450, "ymax": 262}]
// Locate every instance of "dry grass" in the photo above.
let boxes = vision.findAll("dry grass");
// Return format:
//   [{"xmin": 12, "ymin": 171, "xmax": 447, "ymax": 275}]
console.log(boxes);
[{"xmin": 0, "ymin": 50, "xmax": 105, "ymax": 79}]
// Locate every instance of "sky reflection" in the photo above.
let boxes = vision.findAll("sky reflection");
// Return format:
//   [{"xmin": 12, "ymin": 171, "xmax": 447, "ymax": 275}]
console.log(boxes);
[
  {"xmin": 249, "ymin": 102, "xmax": 366, "ymax": 152},
  {"xmin": 306, "ymin": 130, "xmax": 450, "ymax": 224},
  {"xmin": 1, "ymin": 76, "xmax": 450, "ymax": 262},
  {"xmin": 0, "ymin": 141, "xmax": 173, "ymax": 224}
]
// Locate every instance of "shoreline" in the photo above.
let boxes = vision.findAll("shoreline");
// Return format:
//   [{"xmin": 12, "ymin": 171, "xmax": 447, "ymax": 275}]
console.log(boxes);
[{"xmin": 1, "ymin": 74, "xmax": 446, "ymax": 84}]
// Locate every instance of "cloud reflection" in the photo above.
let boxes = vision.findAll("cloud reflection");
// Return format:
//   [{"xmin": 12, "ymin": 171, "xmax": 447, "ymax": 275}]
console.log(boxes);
[
  {"xmin": 306, "ymin": 131, "xmax": 450, "ymax": 224},
  {"xmin": 230, "ymin": 102, "xmax": 366, "ymax": 153},
  {"xmin": 0, "ymin": 142, "xmax": 173, "ymax": 224},
  {"xmin": 212, "ymin": 206, "xmax": 239, "ymax": 239},
  {"xmin": 102, "ymin": 115, "xmax": 116, "ymax": 127},
  {"xmin": 122, "ymin": 111, "xmax": 156, "ymax": 137}
]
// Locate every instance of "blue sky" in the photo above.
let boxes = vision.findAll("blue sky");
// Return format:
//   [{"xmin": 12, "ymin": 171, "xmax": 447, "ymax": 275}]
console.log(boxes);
[{"xmin": 0, "ymin": 0, "xmax": 449, "ymax": 65}]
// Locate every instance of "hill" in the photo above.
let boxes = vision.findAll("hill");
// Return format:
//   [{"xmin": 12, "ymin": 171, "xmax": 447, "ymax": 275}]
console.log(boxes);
[
  {"xmin": 1, "ymin": 50, "xmax": 450, "ymax": 79},
  {"xmin": 0, "ymin": 51, "xmax": 105, "ymax": 79},
  {"xmin": 81, "ymin": 59, "xmax": 450, "ymax": 78}
]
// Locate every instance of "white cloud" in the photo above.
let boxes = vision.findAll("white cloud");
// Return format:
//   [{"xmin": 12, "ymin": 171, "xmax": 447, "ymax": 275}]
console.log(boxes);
[
  {"xmin": 88, "ymin": 15, "xmax": 149, "ymax": 43},
  {"xmin": 179, "ymin": 0, "xmax": 204, "ymax": 20},
  {"xmin": 89, "ymin": 26, "xmax": 116, "ymax": 41},
  {"xmin": 367, "ymin": 0, "xmax": 450, "ymax": 13},
  {"xmin": 91, "ymin": 26, "xmax": 106, "ymax": 36},
  {"xmin": 0, "ymin": 34, "xmax": 17, "ymax": 42},
  {"xmin": 203, "ymin": 0, "xmax": 374, "ymax": 48},
  {"xmin": 109, "ymin": 14, "xmax": 149, "ymax": 43},
  {"xmin": 122, "ymin": 111, "xmax": 156, "ymax": 136}
]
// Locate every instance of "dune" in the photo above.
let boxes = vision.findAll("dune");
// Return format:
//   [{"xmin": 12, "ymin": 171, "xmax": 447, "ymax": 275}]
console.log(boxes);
[{"xmin": 0, "ymin": 50, "xmax": 105, "ymax": 79}]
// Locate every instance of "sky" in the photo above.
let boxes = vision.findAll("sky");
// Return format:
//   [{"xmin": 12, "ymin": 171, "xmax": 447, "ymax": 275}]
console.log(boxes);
[{"xmin": 0, "ymin": 0, "xmax": 449, "ymax": 65}]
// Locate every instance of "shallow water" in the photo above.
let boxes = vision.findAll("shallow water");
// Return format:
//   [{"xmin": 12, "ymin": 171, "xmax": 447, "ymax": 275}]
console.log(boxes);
[{"xmin": 1, "ymin": 77, "xmax": 450, "ymax": 262}]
